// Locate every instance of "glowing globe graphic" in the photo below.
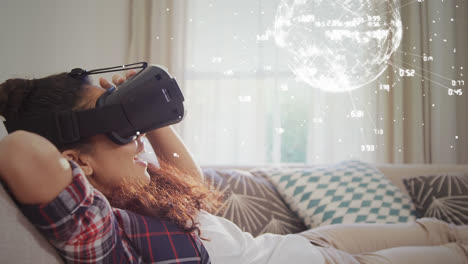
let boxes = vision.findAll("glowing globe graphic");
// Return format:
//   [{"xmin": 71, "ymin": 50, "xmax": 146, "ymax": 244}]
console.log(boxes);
[{"xmin": 274, "ymin": 0, "xmax": 402, "ymax": 92}]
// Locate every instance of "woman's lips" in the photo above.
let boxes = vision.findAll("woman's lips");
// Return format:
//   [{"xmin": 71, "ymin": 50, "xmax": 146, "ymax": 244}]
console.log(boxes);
[{"xmin": 134, "ymin": 157, "xmax": 148, "ymax": 167}]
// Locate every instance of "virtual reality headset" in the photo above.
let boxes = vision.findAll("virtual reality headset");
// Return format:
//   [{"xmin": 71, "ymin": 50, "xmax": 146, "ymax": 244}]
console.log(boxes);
[{"xmin": 4, "ymin": 62, "xmax": 185, "ymax": 147}]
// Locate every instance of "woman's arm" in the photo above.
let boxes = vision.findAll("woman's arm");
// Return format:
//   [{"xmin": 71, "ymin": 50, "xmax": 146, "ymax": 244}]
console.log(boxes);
[
  {"xmin": 1, "ymin": 131, "xmax": 138, "ymax": 263},
  {"xmin": 0, "ymin": 130, "xmax": 72, "ymax": 204},
  {"xmin": 146, "ymin": 126, "xmax": 204, "ymax": 181}
]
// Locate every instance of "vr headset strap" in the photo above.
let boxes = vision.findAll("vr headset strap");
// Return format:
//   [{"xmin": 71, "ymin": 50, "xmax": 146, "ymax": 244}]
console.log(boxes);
[
  {"xmin": 77, "ymin": 104, "xmax": 132, "ymax": 138},
  {"xmin": 4, "ymin": 104, "xmax": 132, "ymax": 146}
]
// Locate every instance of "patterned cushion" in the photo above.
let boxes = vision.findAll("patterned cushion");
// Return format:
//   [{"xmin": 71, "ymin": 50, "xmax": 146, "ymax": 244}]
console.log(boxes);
[
  {"xmin": 403, "ymin": 173, "xmax": 468, "ymax": 225},
  {"xmin": 263, "ymin": 160, "xmax": 416, "ymax": 228},
  {"xmin": 203, "ymin": 168, "xmax": 307, "ymax": 237}
]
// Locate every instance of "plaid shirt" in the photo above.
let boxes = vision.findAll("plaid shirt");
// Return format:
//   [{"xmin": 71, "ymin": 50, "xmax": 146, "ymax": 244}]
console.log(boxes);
[{"xmin": 19, "ymin": 160, "xmax": 211, "ymax": 264}]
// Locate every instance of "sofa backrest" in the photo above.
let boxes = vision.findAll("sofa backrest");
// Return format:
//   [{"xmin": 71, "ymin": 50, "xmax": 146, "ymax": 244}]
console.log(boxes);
[
  {"xmin": 376, "ymin": 164, "xmax": 468, "ymax": 195},
  {"xmin": 203, "ymin": 164, "xmax": 468, "ymax": 196}
]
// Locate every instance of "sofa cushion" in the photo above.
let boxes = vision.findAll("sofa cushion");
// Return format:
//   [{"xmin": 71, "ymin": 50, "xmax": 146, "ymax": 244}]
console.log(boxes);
[
  {"xmin": 0, "ymin": 183, "xmax": 62, "ymax": 263},
  {"xmin": 260, "ymin": 160, "xmax": 416, "ymax": 228},
  {"xmin": 403, "ymin": 172, "xmax": 468, "ymax": 225},
  {"xmin": 203, "ymin": 168, "xmax": 307, "ymax": 237}
]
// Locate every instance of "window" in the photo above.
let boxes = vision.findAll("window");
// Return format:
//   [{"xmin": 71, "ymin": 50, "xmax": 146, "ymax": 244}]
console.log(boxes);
[{"xmin": 173, "ymin": 0, "xmax": 466, "ymax": 165}]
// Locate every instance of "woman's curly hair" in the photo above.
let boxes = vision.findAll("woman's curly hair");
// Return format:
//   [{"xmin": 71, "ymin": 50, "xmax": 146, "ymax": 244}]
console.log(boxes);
[{"xmin": 107, "ymin": 158, "xmax": 223, "ymax": 238}]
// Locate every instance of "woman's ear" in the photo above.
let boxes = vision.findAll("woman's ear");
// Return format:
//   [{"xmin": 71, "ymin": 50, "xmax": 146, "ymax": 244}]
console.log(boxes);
[{"xmin": 61, "ymin": 149, "xmax": 94, "ymax": 176}]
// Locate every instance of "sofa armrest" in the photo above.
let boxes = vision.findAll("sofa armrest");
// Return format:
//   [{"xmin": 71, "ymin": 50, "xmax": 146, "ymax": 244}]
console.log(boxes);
[{"xmin": 0, "ymin": 183, "xmax": 62, "ymax": 263}]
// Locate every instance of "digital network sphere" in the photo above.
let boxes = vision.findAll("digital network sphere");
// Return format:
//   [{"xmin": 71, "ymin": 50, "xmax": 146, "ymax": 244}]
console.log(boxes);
[{"xmin": 274, "ymin": 0, "xmax": 402, "ymax": 92}]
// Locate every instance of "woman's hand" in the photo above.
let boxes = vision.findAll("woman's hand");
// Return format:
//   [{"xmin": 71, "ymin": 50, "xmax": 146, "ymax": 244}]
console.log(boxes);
[{"xmin": 98, "ymin": 69, "xmax": 137, "ymax": 89}]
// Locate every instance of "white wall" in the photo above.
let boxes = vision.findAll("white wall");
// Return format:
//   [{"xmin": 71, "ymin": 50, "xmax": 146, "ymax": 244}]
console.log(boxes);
[{"xmin": 0, "ymin": 0, "xmax": 130, "ymax": 82}]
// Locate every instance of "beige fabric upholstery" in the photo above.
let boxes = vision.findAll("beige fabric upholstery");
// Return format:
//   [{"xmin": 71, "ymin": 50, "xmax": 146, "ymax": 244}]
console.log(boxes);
[{"xmin": 0, "ymin": 184, "xmax": 62, "ymax": 263}]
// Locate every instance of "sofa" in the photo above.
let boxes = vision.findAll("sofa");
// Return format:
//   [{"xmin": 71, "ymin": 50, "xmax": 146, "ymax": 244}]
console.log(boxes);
[
  {"xmin": 1, "ymin": 158, "xmax": 467, "ymax": 263},
  {"xmin": 203, "ymin": 161, "xmax": 468, "ymax": 235}
]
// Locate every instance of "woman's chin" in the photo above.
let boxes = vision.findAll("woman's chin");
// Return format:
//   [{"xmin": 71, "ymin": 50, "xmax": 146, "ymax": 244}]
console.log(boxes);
[{"xmin": 142, "ymin": 170, "xmax": 151, "ymax": 184}]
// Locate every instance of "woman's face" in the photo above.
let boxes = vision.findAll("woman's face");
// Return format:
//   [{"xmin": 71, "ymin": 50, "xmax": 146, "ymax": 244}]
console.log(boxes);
[{"xmin": 65, "ymin": 85, "xmax": 151, "ymax": 194}]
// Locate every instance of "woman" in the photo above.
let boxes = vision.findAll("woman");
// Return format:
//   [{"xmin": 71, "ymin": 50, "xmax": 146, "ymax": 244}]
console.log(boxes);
[{"xmin": 0, "ymin": 67, "xmax": 467, "ymax": 264}]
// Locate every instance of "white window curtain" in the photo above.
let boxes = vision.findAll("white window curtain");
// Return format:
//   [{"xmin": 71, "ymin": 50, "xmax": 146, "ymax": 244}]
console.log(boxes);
[{"xmin": 126, "ymin": 0, "xmax": 467, "ymax": 166}]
